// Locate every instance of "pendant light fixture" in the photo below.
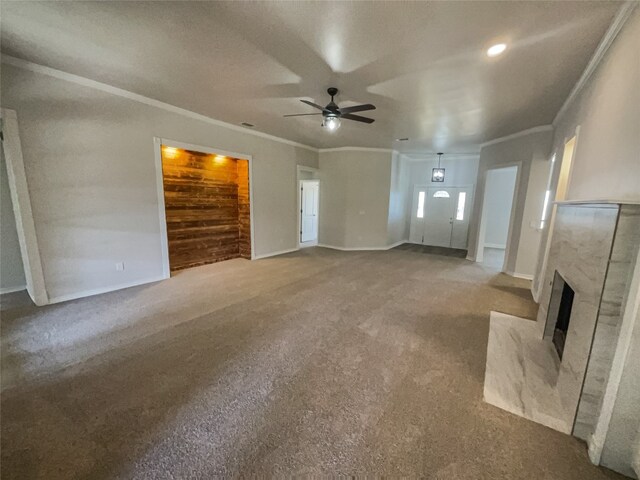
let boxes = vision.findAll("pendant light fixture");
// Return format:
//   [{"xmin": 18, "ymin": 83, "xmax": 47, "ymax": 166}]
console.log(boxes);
[{"xmin": 432, "ymin": 152, "xmax": 445, "ymax": 182}]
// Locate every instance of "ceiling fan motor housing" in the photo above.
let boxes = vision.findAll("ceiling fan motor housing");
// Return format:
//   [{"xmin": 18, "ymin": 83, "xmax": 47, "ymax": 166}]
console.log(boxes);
[
  {"xmin": 283, "ymin": 87, "xmax": 375, "ymax": 125},
  {"xmin": 325, "ymin": 87, "xmax": 340, "ymax": 115}
]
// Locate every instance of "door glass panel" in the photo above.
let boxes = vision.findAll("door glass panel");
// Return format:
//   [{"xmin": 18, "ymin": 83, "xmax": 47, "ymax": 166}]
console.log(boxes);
[
  {"xmin": 416, "ymin": 191, "xmax": 425, "ymax": 218},
  {"xmin": 433, "ymin": 190, "xmax": 450, "ymax": 198},
  {"xmin": 456, "ymin": 192, "xmax": 466, "ymax": 220}
]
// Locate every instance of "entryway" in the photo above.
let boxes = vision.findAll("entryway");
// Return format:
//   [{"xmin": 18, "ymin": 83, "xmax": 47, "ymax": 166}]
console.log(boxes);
[
  {"xmin": 158, "ymin": 142, "xmax": 252, "ymax": 273},
  {"xmin": 476, "ymin": 166, "xmax": 518, "ymax": 270},
  {"xmin": 409, "ymin": 185, "xmax": 472, "ymax": 249},
  {"xmin": 300, "ymin": 180, "xmax": 319, "ymax": 246}
]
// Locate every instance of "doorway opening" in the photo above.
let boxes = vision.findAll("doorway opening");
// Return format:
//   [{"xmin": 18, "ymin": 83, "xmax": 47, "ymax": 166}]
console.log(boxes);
[
  {"xmin": 159, "ymin": 144, "xmax": 251, "ymax": 273},
  {"xmin": 476, "ymin": 166, "xmax": 518, "ymax": 270},
  {"xmin": 300, "ymin": 180, "xmax": 319, "ymax": 247},
  {"xmin": 409, "ymin": 185, "xmax": 473, "ymax": 250},
  {"xmin": 534, "ymin": 133, "xmax": 578, "ymax": 300}
]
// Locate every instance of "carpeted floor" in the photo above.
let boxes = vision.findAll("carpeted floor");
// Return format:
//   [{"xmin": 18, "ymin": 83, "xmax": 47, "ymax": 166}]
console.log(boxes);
[{"xmin": 0, "ymin": 247, "xmax": 625, "ymax": 479}]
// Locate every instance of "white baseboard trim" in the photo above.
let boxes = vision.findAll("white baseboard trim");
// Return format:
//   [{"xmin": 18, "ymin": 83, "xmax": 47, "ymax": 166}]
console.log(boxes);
[
  {"xmin": 318, "ymin": 240, "xmax": 407, "ymax": 251},
  {"xmin": 0, "ymin": 285, "xmax": 26, "ymax": 295},
  {"xmin": 253, "ymin": 247, "xmax": 299, "ymax": 260},
  {"xmin": 505, "ymin": 271, "xmax": 534, "ymax": 281},
  {"xmin": 47, "ymin": 275, "xmax": 167, "ymax": 305},
  {"xmin": 484, "ymin": 243, "xmax": 506, "ymax": 249}
]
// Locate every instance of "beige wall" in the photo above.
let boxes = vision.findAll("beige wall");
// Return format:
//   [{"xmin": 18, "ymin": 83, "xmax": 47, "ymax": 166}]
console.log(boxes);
[
  {"xmin": 386, "ymin": 151, "xmax": 410, "ymax": 245},
  {"xmin": 533, "ymin": 7, "xmax": 640, "ymax": 293},
  {"xmin": 0, "ymin": 146, "xmax": 26, "ymax": 292},
  {"xmin": 514, "ymin": 155, "xmax": 549, "ymax": 276},
  {"xmin": 1, "ymin": 64, "xmax": 318, "ymax": 302},
  {"xmin": 318, "ymin": 150, "xmax": 393, "ymax": 249},
  {"xmin": 406, "ymin": 155, "xmax": 479, "ymax": 189},
  {"xmin": 554, "ymin": 8, "xmax": 640, "ymax": 203},
  {"xmin": 468, "ymin": 129, "xmax": 553, "ymax": 276}
]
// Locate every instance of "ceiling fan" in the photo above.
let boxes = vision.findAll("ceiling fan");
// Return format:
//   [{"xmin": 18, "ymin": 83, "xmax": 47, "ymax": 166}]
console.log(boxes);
[{"xmin": 284, "ymin": 87, "xmax": 376, "ymax": 131}]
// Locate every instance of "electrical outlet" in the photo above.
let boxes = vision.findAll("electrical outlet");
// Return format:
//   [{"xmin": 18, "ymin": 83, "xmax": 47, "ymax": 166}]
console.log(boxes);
[{"xmin": 115, "ymin": 262, "xmax": 125, "ymax": 272}]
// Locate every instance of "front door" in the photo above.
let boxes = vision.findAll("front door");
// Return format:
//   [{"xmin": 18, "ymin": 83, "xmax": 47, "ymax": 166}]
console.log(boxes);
[
  {"xmin": 423, "ymin": 187, "xmax": 457, "ymax": 247},
  {"xmin": 409, "ymin": 185, "xmax": 472, "ymax": 248},
  {"xmin": 300, "ymin": 180, "xmax": 319, "ymax": 244}
]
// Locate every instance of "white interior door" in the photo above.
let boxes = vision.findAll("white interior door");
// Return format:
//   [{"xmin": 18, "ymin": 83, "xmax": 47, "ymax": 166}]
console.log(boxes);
[{"xmin": 300, "ymin": 180, "xmax": 319, "ymax": 243}]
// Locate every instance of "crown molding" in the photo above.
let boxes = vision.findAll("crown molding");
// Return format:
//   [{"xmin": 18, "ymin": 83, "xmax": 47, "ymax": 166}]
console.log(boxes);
[
  {"xmin": 400, "ymin": 152, "xmax": 480, "ymax": 161},
  {"xmin": 480, "ymin": 125, "xmax": 553, "ymax": 149},
  {"xmin": 318, "ymin": 146, "xmax": 395, "ymax": 154},
  {"xmin": 553, "ymin": 1, "xmax": 637, "ymax": 126},
  {"xmin": 1, "ymin": 55, "xmax": 320, "ymax": 153}
]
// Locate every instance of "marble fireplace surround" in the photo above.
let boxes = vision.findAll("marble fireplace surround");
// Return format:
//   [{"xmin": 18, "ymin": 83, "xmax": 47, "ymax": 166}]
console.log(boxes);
[{"xmin": 484, "ymin": 202, "xmax": 640, "ymax": 440}]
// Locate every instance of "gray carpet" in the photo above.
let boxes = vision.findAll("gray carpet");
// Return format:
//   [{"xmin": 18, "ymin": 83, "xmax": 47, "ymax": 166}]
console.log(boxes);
[{"xmin": 0, "ymin": 247, "xmax": 625, "ymax": 479}]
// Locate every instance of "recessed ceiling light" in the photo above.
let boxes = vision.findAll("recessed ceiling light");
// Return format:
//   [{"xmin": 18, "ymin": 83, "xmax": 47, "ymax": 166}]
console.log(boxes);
[
  {"xmin": 487, "ymin": 43, "xmax": 507, "ymax": 57},
  {"xmin": 241, "ymin": 122, "xmax": 254, "ymax": 127},
  {"xmin": 396, "ymin": 138, "xmax": 409, "ymax": 141}
]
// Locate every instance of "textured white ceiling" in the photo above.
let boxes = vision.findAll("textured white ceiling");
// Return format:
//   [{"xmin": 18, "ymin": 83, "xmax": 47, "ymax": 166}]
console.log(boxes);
[{"xmin": 0, "ymin": 1, "xmax": 621, "ymax": 152}]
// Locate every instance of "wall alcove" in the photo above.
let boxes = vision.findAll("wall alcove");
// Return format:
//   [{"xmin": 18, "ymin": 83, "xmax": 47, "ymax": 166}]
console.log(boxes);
[{"xmin": 160, "ymin": 146, "xmax": 251, "ymax": 273}]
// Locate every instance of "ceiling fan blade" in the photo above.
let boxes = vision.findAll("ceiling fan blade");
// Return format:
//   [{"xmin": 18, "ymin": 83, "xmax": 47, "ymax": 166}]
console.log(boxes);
[
  {"xmin": 341, "ymin": 113, "xmax": 375, "ymax": 124},
  {"xmin": 300, "ymin": 99, "xmax": 327, "ymax": 111},
  {"xmin": 283, "ymin": 113, "xmax": 322, "ymax": 117},
  {"xmin": 339, "ymin": 104, "xmax": 376, "ymax": 114}
]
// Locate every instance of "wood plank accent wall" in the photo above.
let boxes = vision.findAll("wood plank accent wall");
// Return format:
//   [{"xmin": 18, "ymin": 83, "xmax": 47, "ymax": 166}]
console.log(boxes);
[{"xmin": 161, "ymin": 147, "xmax": 251, "ymax": 272}]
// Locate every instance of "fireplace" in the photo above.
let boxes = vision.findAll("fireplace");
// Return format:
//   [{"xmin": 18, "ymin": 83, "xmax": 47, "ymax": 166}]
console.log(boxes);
[{"xmin": 550, "ymin": 273, "xmax": 575, "ymax": 360}]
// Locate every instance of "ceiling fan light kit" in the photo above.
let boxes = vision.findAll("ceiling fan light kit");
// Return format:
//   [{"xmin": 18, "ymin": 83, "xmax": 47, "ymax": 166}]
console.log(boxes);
[
  {"xmin": 284, "ymin": 87, "xmax": 376, "ymax": 132},
  {"xmin": 322, "ymin": 115, "xmax": 341, "ymax": 131}
]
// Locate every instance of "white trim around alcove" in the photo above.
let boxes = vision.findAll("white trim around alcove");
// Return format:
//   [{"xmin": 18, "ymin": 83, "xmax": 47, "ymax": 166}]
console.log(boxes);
[
  {"xmin": 0, "ymin": 108, "xmax": 49, "ymax": 306},
  {"xmin": 153, "ymin": 138, "xmax": 257, "ymax": 277}
]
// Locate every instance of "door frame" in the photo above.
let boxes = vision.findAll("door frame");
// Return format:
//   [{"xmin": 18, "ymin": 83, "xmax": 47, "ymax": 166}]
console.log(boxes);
[
  {"xmin": 475, "ymin": 164, "xmax": 520, "ymax": 271},
  {"xmin": 299, "ymin": 179, "xmax": 320, "ymax": 247},
  {"xmin": 153, "ymin": 137, "xmax": 256, "ymax": 278},
  {"xmin": 409, "ymin": 183, "xmax": 475, "ymax": 247},
  {"xmin": 533, "ymin": 127, "xmax": 580, "ymax": 301},
  {"xmin": 296, "ymin": 165, "xmax": 320, "ymax": 249}
]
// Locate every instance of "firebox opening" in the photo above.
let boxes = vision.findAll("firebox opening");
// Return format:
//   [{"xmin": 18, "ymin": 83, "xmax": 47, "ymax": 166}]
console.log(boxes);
[{"xmin": 553, "ymin": 278, "xmax": 575, "ymax": 360}]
